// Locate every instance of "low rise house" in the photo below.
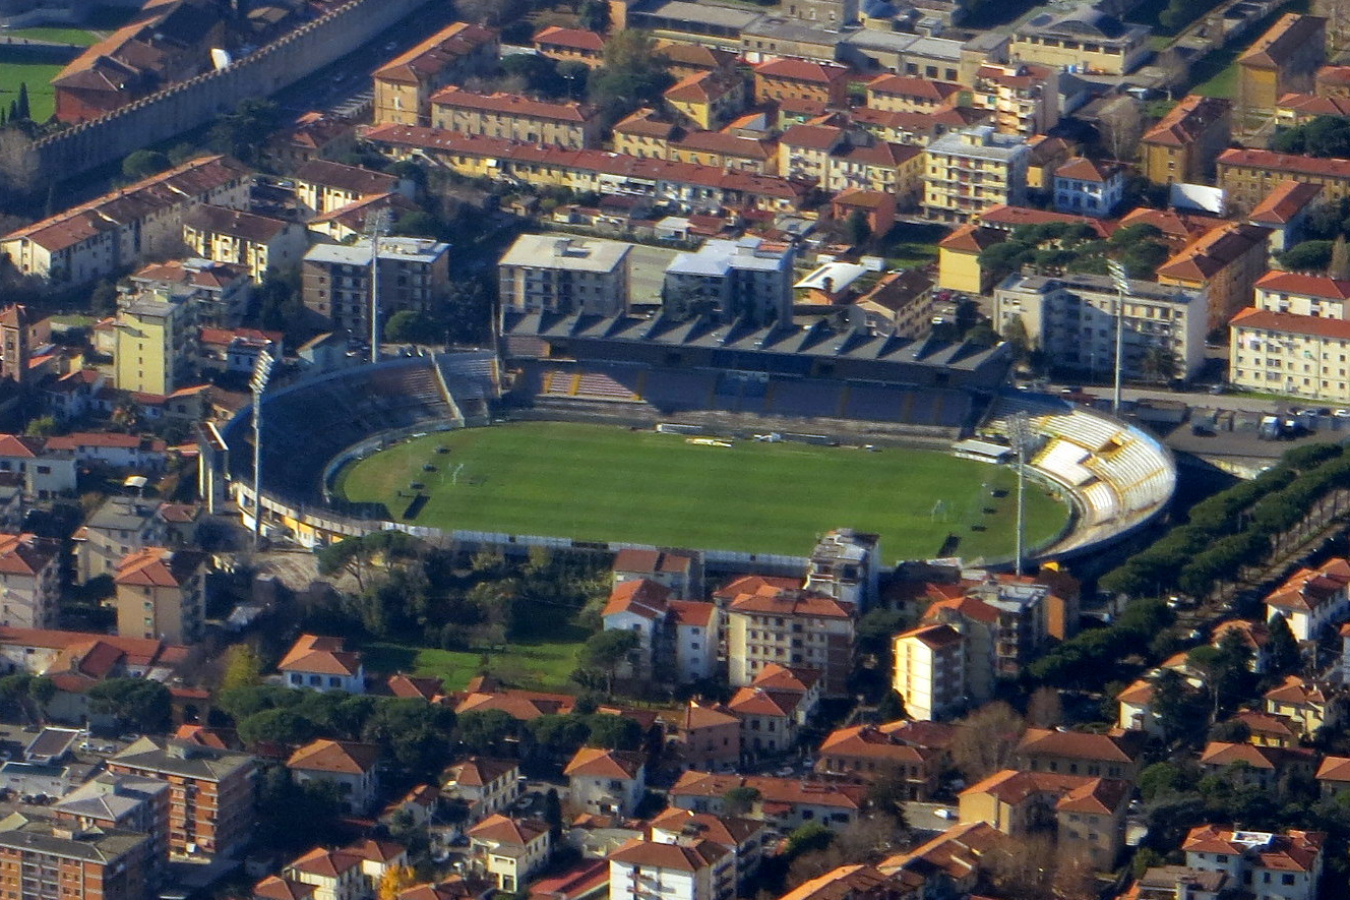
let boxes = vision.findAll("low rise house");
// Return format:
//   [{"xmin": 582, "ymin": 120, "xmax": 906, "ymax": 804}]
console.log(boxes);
[
  {"xmin": 0, "ymin": 434, "xmax": 76, "ymax": 499},
  {"xmin": 564, "ymin": 748, "xmax": 646, "ymax": 817},
  {"xmin": 1183, "ymin": 826, "xmax": 1324, "ymax": 900},
  {"xmin": 959, "ymin": 769, "xmax": 1129, "ymax": 867},
  {"xmin": 728, "ymin": 664, "xmax": 821, "ymax": 757},
  {"xmin": 664, "ymin": 71, "xmax": 748, "ymax": 131},
  {"xmin": 667, "ymin": 701, "xmax": 741, "ymax": 772},
  {"xmin": 431, "ymin": 88, "xmax": 602, "ymax": 150},
  {"xmin": 1053, "ymin": 158, "xmax": 1124, "ymax": 218},
  {"xmin": 1264, "ymin": 676, "xmax": 1335, "ymax": 733},
  {"xmin": 534, "ymin": 26, "xmax": 606, "ymax": 67},
  {"xmin": 1262, "ymin": 558, "xmax": 1350, "ymax": 641},
  {"xmin": 1314, "ymin": 756, "xmax": 1350, "ymax": 798},
  {"xmin": 468, "ymin": 814, "xmax": 552, "ymax": 892},
  {"xmin": 286, "ymin": 739, "xmax": 381, "ymax": 814},
  {"xmin": 46, "ymin": 433, "xmax": 169, "ymax": 472},
  {"xmin": 815, "ymin": 722, "xmax": 944, "ymax": 799},
  {"xmin": 442, "ymin": 757, "xmax": 522, "ymax": 822},
  {"xmin": 669, "ymin": 772, "xmax": 866, "ymax": 829},
  {"xmin": 1198, "ymin": 741, "xmax": 1317, "ymax": 791},
  {"xmin": 294, "ymin": 160, "xmax": 408, "ymax": 219},
  {"xmin": 1013, "ymin": 728, "xmax": 1143, "ymax": 781},
  {"xmin": 278, "ymin": 634, "xmax": 365, "ymax": 693},
  {"xmin": 753, "ymin": 58, "xmax": 850, "ymax": 108}
]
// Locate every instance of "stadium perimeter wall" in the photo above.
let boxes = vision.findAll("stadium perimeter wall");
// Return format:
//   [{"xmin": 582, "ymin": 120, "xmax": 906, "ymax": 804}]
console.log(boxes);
[{"xmin": 15, "ymin": 0, "xmax": 433, "ymax": 183}]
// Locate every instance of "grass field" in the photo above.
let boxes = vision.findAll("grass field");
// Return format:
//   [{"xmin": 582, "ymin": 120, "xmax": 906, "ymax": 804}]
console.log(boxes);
[
  {"xmin": 361, "ymin": 631, "xmax": 585, "ymax": 692},
  {"xmin": 335, "ymin": 422, "xmax": 1070, "ymax": 561},
  {"xmin": 0, "ymin": 47, "xmax": 64, "ymax": 121},
  {"xmin": 6, "ymin": 27, "xmax": 98, "ymax": 45}
]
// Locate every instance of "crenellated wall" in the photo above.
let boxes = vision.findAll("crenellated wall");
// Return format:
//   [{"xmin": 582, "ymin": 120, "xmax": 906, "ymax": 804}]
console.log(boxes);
[{"xmin": 27, "ymin": 0, "xmax": 434, "ymax": 182}]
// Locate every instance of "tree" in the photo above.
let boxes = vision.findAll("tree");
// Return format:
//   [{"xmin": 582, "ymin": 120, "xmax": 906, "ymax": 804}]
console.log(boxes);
[
  {"xmin": 384, "ymin": 310, "xmax": 439, "ymax": 345},
  {"xmin": 391, "ymin": 210, "xmax": 443, "ymax": 240},
  {"xmin": 588, "ymin": 30, "xmax": 673, "ymax": 125},
  {"xmin": 1026, "ymin": 687, "xmax": 1063, "ymax": 728},
  {"xmin": 1141, "ymin": 345, "xmax": 1180, "ymax": 384},
  {"xmin": 1332, "ymin": 235, "xmax": 1350, "ymax": 280},
  {"xmin": 1097, "ymin": 95, "xmax": 1144, "ymax": 163},
  {"xmin": 457, "ymin": 709, "xmax": 517, "ymax": 755},
  {"xmin": 1279, "ymin": 240, "xmax": 1335, "ymax": 273},
  {"xmin": 584, "ymin": 712, "xmax": 642, "ymax": 750},
  {"xmin": 785, "ymin": 822, "xmax": 833, "ymax": 858},
  {"xmin": 208, "ymin": 98, "xmax": 279, "ymax": 164},
  {"xmin": 23, "ymin": 416, "xmax": 56, "ymax": 437},
  {"xmin": 26, "ymin": 677, "xmax": 55, "ymax": 721},
  {"xmin": 15, "ymin": 83, "xmax": 29, "ymax": 121},
  {"xmin": 579, "ymin": 0, "xmax": 611, "ymax": 32},
  {"xmin": 578, "ymin": 629, "xmax": 640, "ymax": 694},
  {"xmin": 237, "ymin": 708, "xmax": 319, "ymax": 747},
  {"xmin": 867, "ymin": 764, "xmax": 915, "ymax": 818},
  {"xmin": 1151, "ymin": 668, "xmax": 1200, "ymax": 744},
  {"xmin": 87, "ymin": 679, "xmax": 172, "ymax": 733},
  {"xmin": 845, "ymin": 209, "xmax": 872, "ymax": 248},
  {"xmin": 527, "ymin": 713, "xmax": 591, "ymax": 759},
  {"xmin": 122, "ymin": 150, "xmax": 171, "ymax": 181},
  {"xmin": 723, "ymin": 785, "xmax": 761, "ymax": 816},
  {"xmin": 379, "ymin": 865, "xmax": 417, "ymax": 900},
  {"xmin": 950, "ymin": 701, "xmax": 1025, "ymax": 781},
  {"xmin": 221, "ymin": 644, "xmax": 264, "ymax": 693},
  {"xmin": 544, "ymin": 788, "xmax": 563, "ymax": 839},
  {"xmin": 1266, "ymin": 614, "xmax": 1301, "ymax": 677},
  {"xmin": 316, "ymin": 530, "xmax": 422, "ymax": 592}
]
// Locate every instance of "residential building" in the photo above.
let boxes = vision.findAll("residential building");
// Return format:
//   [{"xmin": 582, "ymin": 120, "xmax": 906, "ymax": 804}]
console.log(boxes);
[
  {"xmin": 182, "ymin": 206, "xmax": 308, "ymax": 284},
  {"xmin": 922, "ymin": 126, "xmax": 1030, "ymax": 222},
  {"xmin": 198, "ymin": 327, "xmax": 283, "ymax": 377},
  {"xmin": 294, "ymin": 160, "xmax": 408, "ymax": 220},
  {"xmin": 879, "ymin": 821, "xmax": 1011, "ymax": 893},
  {"xmin": 664, "ymin": 71, "xmax": 747, "ymax": 131},
  {"xmin": 814, "ymin": 723, "xmax": 944, "ymax": 798},
  {"xmin": 430, "ymin": 88, "xmax": 602, "ymax": 149},
  {"xmin": 1013, "ymin": 728, "xmax": 1143, "ymax": 781},
  {"xmin": 1053, "ymin": 158, "xmax": 1124, "ymax": 218},
  {"xmin": 0, "ymin": 304, "xmax": 46, "ymax": 387},
  {"xmin": 753, "ymin": 59, "xmax": 850, "ymax": 108},
  {"xmin": 959, "ymin": 769, "xmax": 1129, "ymax": 867},
  {"xmin": 1218, "ymin": 148, "xmax": 1350, "ymax": 211},
  {"xmin": 969, "ymin": 63, "xmax": 1059, "ymax": 138},
  {"xmin": 498, "ymin": 235, "xmax": 631, "ymax": 318},
  {"xmin": 0, "ymin": 435, "xmax": 74, "ymax": 499},
  {"xmin": 1237, "ymin": 14, "xmax": 1327, "ymax": 129},
  {"xmin": 995, "ymin": 272, "xmax": 1208, "ymax": 381},
  {"xmin": 1314, "ymin": 756, "xmax": 1350, "ymax": 799},
  {"xmin": 0, "ymin": 156, "xmax": 250, "ymax": 285},
  {"xmin": 108, "ymin": 736, "xmax": 256, "ymax": 858},
  {"xmin": 1275, "ymin": 91, "xmax": 1350, "ymax": 125},
  {"xmin": 301, "ymin": 238, "xmax": 451, "ymax": 336},
  {"xmin": 647, "ymin": 808, "xmax": 766, "ymax": 892},
  {"xmin": 667, "ymin": 701, "xmax": 741, "ymax": 772},
  {"xmin": 127, "ymin": 257, "xmax": 253, "ymax": 328},
  {"xmin": 669, "ymin": 132, "xmax": 777, "ymax": 176},
  {"xmin": 1249, "ymin": 181, "xmax": 1324, "ymax": 252},
  {"xmin": 668, "ymin": 772, "xmax": 865, "ymax": 829},
  {"xmin": 832, "ymin": 190, "xmax": 898, "ymax": 242},
  {"xmin": 1230, "ymin": 308, "xmax": 1350, "ymax": 402},
  {"xmin": 608, "ymin": 838, "xmax": 726, "ymax": 900},
  {"xmin": 892, "ymin": 625, "xmax": 965, "ymax": 721},
  {"xmin": 278, "ymin": 634, "xmax": 365, "ymax": 694},
  {"xmin": 728, "ymin": 664, "xmax": 821, "ymax": 756},
  {"xmin": 865, "ymin": 75, "xmax": 961, "ymax": 114},
  {"xmin": 113, "ymin": 293, "xmax": 195, "ymax": 396},
  {"xmin": 373, "ymin": 22, "xmax": 500, "ymax": 126},
  {"xmin": 442, "ymin": 758, "xmax": 522, "ymax": 822},
  {"xmin": 0, "ymin": 821, "xmax": 152, "ymax": 900},
  {"xmin": 0, "ymin": 533, "xmax": 61, "ymax": 630},
  {"xmin": 603, "ymin": 579, "xmax": 675, "ymax": 681},
  {"xmin": 1265, "ymin": 676, "xmax": 1333, "ymax": 733},
  {"xmin": 1140, "ymin": 95, "xmax": 1233, "ymax": 186},
  {"xmin": 286, "ymin": 740, "xmax": 382, "ymax": 814},
  {"xmin": 1263, "ymin": 558, "xmax": 1350, "ymax": 641},
  {"xmin": 803, "ymin": 528, "xmax": 880, "ymax": 610},
  {"xmin": 613, "ymin": 108, "xmax": 684, "ymax": 159},
  {"xmin": 45, "ymin": 433, "xmax": 169, "ymax": 473},
  {"xmin": 722, "ymin": 577, "xmax": 855, "ymax": 696},
  {"xmin": 1213, "ymin": 619, "xmax": 1274, "ymax": 674},
  {"xmin": 663, "ymin": 237, "xmax": 795, "ymax": 326},
  {"xmin": 1116, "ymin": 679, "xmax": 1160, "ymax": 736},
  {"xmin": 937, "ymin": 224, "xmax": 1004, "ymax": 295},
  {"xmin": 1007, "ymin": 5, "xmax": 1150, "ymax": 76},
  {"xmin": 1183, "ymin": 825, "xmax": 1324, "ymax": 900},
  {"xmin": 1230, "ymin": 709, "xmax": 1303, "ymax": 747},
  {"xmin": 263, "ymin": 111, "xmax": 358, "ymax": 172},
  {"xmin": 612, "ymin": 548, "xmax": 699, "ymax": 600},
  {"xmin": 52, "ymin": 772, "xmax": 170, "ymax": 881},
  {"xmin": 1156, "ymin": 222, "xmax": 1271, "ymax": 332},
  {"xmin": 534, "ymin": 26, "xmax": 606, "ymax": 67},
  {"xmin": 283, "ymin": 846, "xmax": 365, "ymax": 900},
  {"xmin": 114, "ymin": 546, "xmax": 206, "ymax": 645},
  {"xmin": 565, "ymin": 748, "xmax": 645, "ymax": 816},
  {"xmin": 468, "ymin": 815, "xmax": 552, "ymax": 891}
]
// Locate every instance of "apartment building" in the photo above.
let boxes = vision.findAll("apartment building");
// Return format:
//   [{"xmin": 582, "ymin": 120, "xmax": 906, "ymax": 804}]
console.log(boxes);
[
  {"xmin": 1014, "ymin": 728, "xmax": 1144, "ymax": 781},
  {"xmin": 608, "ymin": 838, "xmax": 727, "ymax": 900},
  {"xmin": 1053, "ymin": 158, "xmax": 1124, "ymax": 218},
  {"xmin": 127, "ymin": 257, "xmax": 253, "ymax": 329},
  {"xmin": 959, "ymin": 770, "xmax": 1129, "ymax": 868},
  {"xmin": 1250, "ymin": 181, "xmax": 1325, "ymax": 253},
  {"xmin": 113, "ymin": 294, "xmax": 195, "ymax": 397},
  {"xmin": 613, "ymin": 108, "xmax": 684, "ymax": 159},
  {"xmin": 722, "ymin": 578, "xmax": 855, "ymax": 696},
  {"xmin": 108, "ymin": 737, "xmax": 256, "ymax": 859},
  {"xmin": 181, "ymin": 206, "xmax": 308, "ymax": 284},
  {"xmin": 1157, "ymin": 222, "xmax": 1271, "ymax": 332},
  {"xmin": 1254, "ymin": 272, "xmax": 1350, "ymax": 318},
  {"xmin": 534, "ymin": 25, "xmax": 606, "ymax": 67},
  {"xmin": 1183, "ymin": 826, "xmax": 1324, "ymax": 900},
  {"xmin": 648, "ymin": 808, "xmax": 766, "ymax": 892},
  {"xmin": 1237, "ymin": 14, "xmax": 1327, "ymax": 129},
  {"xmin": 0, "ymin": 156, "xmax": 249, "ymax": 284},
  {"xmin": 442, "ymin": 758, "xmax": 522, "ymax": 823},
  {"xmin": 669, "ymin": 132, "xmax": 777, "ymax": 175},
  {"xmin": 372, "ymin": 21, "xmax": 500, "ymax": 126},
  {"xmin": 293, "ymin": 160, "xmax": 407, "ymax": 219},
  {"xmin": 430, "ymin": 88, "xmax": 602, "ymax": 149},
  {"xmin": 663, "ymin": 237, "xmax": 795, "ymax": 326},
  {"xmin": 969, "ymin": 63, "xmax": 1059, "ymax": 138},
  {"xmin": 0, "ymin": 533, "xmax": 61, "ymax": 630},
  {"xmin": 665, "ymin": 70, "xmax": 748, "ymax": 131},
  {"xmin": 287, "ymin": 740, "xmax": 382, "ymax": 814},
  {"xmin": 893, "ymin": 624, "xmax": 965, "ymax": 722},
  {"xmin": 865, "ymin": 74, "xmax": 962, "ymax": 114},
  {"xmin": 753, "ymin": 58, "xmax": 850, "ymax": 107},
  {"xmin": 1262, "ymin": 558, "xmax": 1350, "ymax": 641},
  {"xmin": 922, "ymin": 126, "xmax": 1030, "ymax": 222},
  {"xmin": 53, "ymin": 772, "xmax": 170, "ymax": 885},
  {"xmin": 498, "ymin": 234, "xmax": 631, "ymax": 317},
  {"xmin": 0, "ymin": 821, "xmax": 153, "ymax": 900},
  {"xmin": 114, "ymin": 547, "xmax": 208, "ymax": 645},
  {"xmin": 1218, "ymin": 148, "xmax": 1350, "ymax": 211},
  {"xmin": 1007, "ymin": 5, "xmax": 1150, "ymax": 76},
  {"xmin": 728, "ymin": 664, "xmax": 821, "ymax": 756},
  {"xmin": 301, "ymin": 238, "xmax": 451, "ymax": 336},
  {"xmin": 1140, "ymin": 95, "xmax": 1233, "ymax": 185},
  {"xmin": 995, "ymin": 272, "xmax": 1208, "ymax": 381}
]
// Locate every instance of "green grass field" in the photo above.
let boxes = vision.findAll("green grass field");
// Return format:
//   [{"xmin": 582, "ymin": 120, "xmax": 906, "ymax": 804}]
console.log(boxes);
[
  {"xmin": 0, "ymin": 48, "xmax": 64, "ymax": 121},
  {"xmin": 5, "ymin": 27, "xmax": 99, "ymax": 46},
  {"xmin": 335, "ymin": 422, "xmax": 1070, "ymax": 561},
  {"xmin": 361, "ymin": 631, "xmax": 585, "ymax": 692}
]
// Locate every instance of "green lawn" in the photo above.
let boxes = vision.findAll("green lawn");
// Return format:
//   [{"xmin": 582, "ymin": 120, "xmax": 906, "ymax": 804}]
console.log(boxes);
[
  {"xmin": 361, "ymin": 632, "xmax": 585, "ymax": 692},
  {"xmin": 335, "ymin": 421, "xmax": 1070, "ymax": 562},
  {"xmin": 0, "ymin": 48, "xmax": 64, "ymax": 121},
  {"xmin": 5, "ymin": 27, "xmax": 98, "ymax": 46},
  {"xmin": 879, "ymin": 222, "xmax": 948, "ymax": 270}
]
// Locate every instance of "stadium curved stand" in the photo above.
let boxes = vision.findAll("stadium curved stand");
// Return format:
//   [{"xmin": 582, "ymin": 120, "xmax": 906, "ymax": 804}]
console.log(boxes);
[
  {"xmin": 222, "ymin": 353, "xmax": 496, "ymax": 506},
  {"xmin": 980, "ymin": 393, "xmax": 1175, "ymax": 556}
]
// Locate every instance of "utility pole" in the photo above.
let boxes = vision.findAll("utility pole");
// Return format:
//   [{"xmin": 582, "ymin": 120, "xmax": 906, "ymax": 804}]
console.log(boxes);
[
  {"xmin": 1107, "ymin": 259, "xmax": 1128, "ymax": 416},
  {"xmin": 1008, "ymin": 411, "xmax": 1031, "ymax": 576},
  {"xmin": 365, "ymin": 209, "xmax": 391, "ymax": 364},
  {"xmin": 249, "ymin": 349, "xmax": 275, "ymax": 549}
]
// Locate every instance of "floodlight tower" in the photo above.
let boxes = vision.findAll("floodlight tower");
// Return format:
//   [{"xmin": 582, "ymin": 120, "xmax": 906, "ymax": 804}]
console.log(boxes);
[
  {"xmin": 1007, "ymin": 410, "xmax": 1031, "ymax": 577},
  {"xmin": 1107, "ymin": 259, "xmax": 1128, "ymax": 416},
  {"xmin": 250, "ymin": 349, "xmax": 275, "ymax": 549},
  {"xmin": 365, "ymin": 209, "xmax": 392, "ymax": 364}
]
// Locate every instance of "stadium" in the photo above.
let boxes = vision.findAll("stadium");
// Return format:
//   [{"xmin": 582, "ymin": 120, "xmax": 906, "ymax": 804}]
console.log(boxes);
[{"xmin": 217, "ymin": 311, "xmax": 1176, "ymax": 567}]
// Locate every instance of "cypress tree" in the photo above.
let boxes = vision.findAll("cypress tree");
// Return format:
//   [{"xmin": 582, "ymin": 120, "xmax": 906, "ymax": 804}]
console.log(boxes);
[
  {"xmin": 16, "ymin": 83, "xmax": 29, "ymax": 120},
  {"xmin": 7, "ymin": 101, "xmax": 15, "ymax": 123}
]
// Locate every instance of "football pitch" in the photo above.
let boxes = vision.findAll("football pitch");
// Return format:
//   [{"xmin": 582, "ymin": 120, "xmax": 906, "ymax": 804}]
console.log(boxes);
[{"xmin": 334, "ymin": 421, "xmax": 1070, "ymax": 559}]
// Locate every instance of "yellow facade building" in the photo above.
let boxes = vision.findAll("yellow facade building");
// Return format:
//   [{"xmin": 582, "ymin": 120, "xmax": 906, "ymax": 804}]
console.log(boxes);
[
  {"xmin": 1139, "ymin": 94, "xmax": 1232, "ymax": 186},
  {"xmin": 114, "ymin": 296, "xmax": 193, "ymax": 396},
  {"xmin": 1236, "ymin": 14, "xmax": 1326, "ymax": 130},
  {"xmin": 372, "ymin": 22, "xmax": 500, "ymax": 126}
]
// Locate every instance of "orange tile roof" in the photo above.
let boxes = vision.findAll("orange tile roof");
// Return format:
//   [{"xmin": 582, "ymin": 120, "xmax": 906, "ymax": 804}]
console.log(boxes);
[
  {"xmin": 444, "ymin": 756, "xmax": 517, "ymax": 787},
  {"xmin": 755, "ymin": 58, "xmax": 850, "ymax": 85},
  {"xmin": 613, "ymin": 548, "xmax": 696, "ymax": 575},
  {"xmin": 286, "ymin": 738, "xmax": 380, "ymax": 775},
  {"xmin": 867, "ymin": 74, "xmax": 961, "ymax": 102},
  {"xmin": 1263, "ymin": 557, "xmax": 1350, "ymax": 612},
  {"xmin": 609, "ymin": 837, "xmax": 726, "ymax": 871},
  {"xmin": 431, "ymin": 86, "xmax": 595, "ymax": 123},
  {"xmin": 374, "ymin": 22, "xmax": 498, "ymax": 85},
  {"xmin": 897, "ymin": 624, "xmax": 963, "ymax": 651},
  {"xmin": 1015, "ymin": 727, "xmax": 1140, "ymax": 763},
  {"xmin": 977, "ymin": 204, "xmax": 1114, "ymax": 237},
  {"xmin": 879, "ymin": 821, "xmax": 1009, "ymax": 880},
  {"xmin": 1156, "ymin": 222, "xmax": 1270, "ymax": 283},
  {"xmin": 1141, "ymin": 94, "xmax": 1231, "ymax": 148},
  {"xmin": 114, "ymin": 547, "xmax": 204, "ymax": 589},
  {"xmin": 669, "ymin": 771, "xmax": 865, "ymax": 809},
  {"xmin": 1055, "ymin": 157, "xmax": 1118, "ymax": 183},
  {"xmin": 604, "ymin": 578, "xmax": 672, "ymax": 619},
  {"xmin": 665, "ymin": 70, "xmax": 741, "ymax": 104},
  {"xmin": 1233, "ymin": 306, "xmax": 1350, "ymax": 340},
  {"xmin": 1263, "ymin": 674, "xmax": 1330, "ymax": 705},
  {"xmin": 1219, "ymin": 147, "xmax": 1350, "ymax": 180},
  {"xmin": 1255, "ymin": 269, "xmax": 1350, "ymax": 300},
  {"xmin": 534, "ymin": 25, "xmax": 605, "ymax": 53},
  {"xmin": 667, "ymin": 599, "xmax": 715, "ymax": 628},
  {"xmin": 289, "ymin": 846, "xmax": 363, "ymax": 877},
  {"xmin": 725, "ymin": 584, "xmax": 854, "ymax": 619},
  {"xmin": 564, "ymin": 747, "xmax": 644, "ymax": 779},
  {"xmin": 468, "ymin": 812, "xmax": 549, "ymax": 845},
  {"xmin": 255, "ymin": 876, "xmax": 318, "ymax": 900},
  {"xmin": 1249, "ymin": 181, "xmax": 1324, "ymax": 227},
  {"xmin": 278, "ymin": 633, "xmax": 362, "ymax": 677},
  {"xmin": 938, "ymin": 223, "xmax": 1004, "ymax": 254},
  {"xmin": 1239, "ymin": 14, "xmax": 1326, "ymax": 69},
  {"xmin": 1315, "ymin": 755, "xmax": 1350, "ymax": 782}
]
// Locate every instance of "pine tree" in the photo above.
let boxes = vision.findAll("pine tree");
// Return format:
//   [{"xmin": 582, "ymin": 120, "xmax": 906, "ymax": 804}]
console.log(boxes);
[
  {"xmin": 16, "ymin": 83, "xmax": 29, "ymax": 121},
  {"xmin": 1331, "ymin": 234, "xmax": 1350, "ymax": 280},
  {"xmin": 7, "ymin": 102, "xmax": 15, "ymax": 124}
]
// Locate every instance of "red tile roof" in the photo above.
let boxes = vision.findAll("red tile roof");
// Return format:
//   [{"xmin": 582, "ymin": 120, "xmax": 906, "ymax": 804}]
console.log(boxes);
[
  {"xmin": 1233, "ymin": 306, "xmax": 1350, "ymax": 340},
  {"xmin": 1219, "ymin": 147, "xmax": 1350, "ymax": 180},
  {"xmin": 867, "ymin": 74, "xmax": 961, "ymax": 102},
  {"xmin": 603, "ymin": 578, "xmax": 671, "ymax": 619},
  {"xmin": 431, "ymin": 86, "xmax": 595, "ymax": 123},
  {"xmin": 564, "ymin": 747, "xmax": 644, "ymax": 779},
  {"xmin": 534, "ymin": 25, "xmax": 605, "ymax": 53},
  {"xmin": 1141, "ymin": 94, "xmax": 1231, "ymax": 147},
  {"xmin": 755, "ymin": 58, "xmax": 850, "ymax": 85},
  {"xmin": 278, "ymin": 633, "xmax": 362, "ymax": 677},
  {"xmin": 468, "ymin": 813, "xmax": 549, "ymax": 845},
  {"xmin": 1250, "ymin": 181, "xmax": 1325, "ymax": 225},
  {"xmin": 113, "ymin": 547, "xmax": 204, "ymax": 588},
  {"xmin": 286, "ymin": 739, "xmax": 380, "ymax": 775},
  {"xmin": 1263, "ymin": 557, "xmax": 1350, "ymax": 612},
  {"xmin": 609, "ymin": 837, "xmax": 726, "ymax": 872},
  {"xmin": 373, "ymin": 22, "xmax": 498, "ymax": 85},
  {"xmin": 1256, "ymin": 269, "xmax": 1350, "ymax": 300}
]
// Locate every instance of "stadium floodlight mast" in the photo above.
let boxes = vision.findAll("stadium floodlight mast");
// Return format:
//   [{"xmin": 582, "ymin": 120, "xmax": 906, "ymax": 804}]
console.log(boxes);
[
  {"xmin": 365, "ymin": 209, "xmax": 392, "ymax": 365},
  {"xmin": 1007, "ymin": 410, "xmax": 1031, "ymax": 577},
  {"xmin": 250, "ymin": 349, "xmax": 276, "ymax": 549},
  {"xmin": 1106, "ymin": 259, "xmax": 1128, "ymax": 416}
]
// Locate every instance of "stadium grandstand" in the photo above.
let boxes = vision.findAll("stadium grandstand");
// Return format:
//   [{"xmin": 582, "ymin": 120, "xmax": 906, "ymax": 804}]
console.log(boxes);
[
  {"xmin": 499, "ymin": 311, "xmax": 1012, "ymax": 433},
  {"xmin": 979, "ymin": 393, "xmax": 1176, "ymax": 558}
]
